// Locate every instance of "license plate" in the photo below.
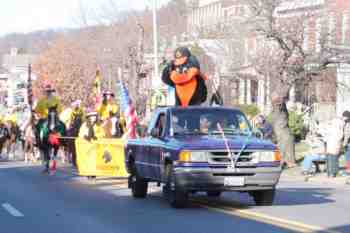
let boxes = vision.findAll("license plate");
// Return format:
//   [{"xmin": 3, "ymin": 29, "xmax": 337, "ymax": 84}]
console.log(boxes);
[{"xmin": 224, "ymin": 177, "xmax": 245, "ymax": 187}]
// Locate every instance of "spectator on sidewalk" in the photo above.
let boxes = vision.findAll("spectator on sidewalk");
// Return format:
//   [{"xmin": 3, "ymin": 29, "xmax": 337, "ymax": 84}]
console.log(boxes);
[
  {"xmin": 255, "ymin": 115, "xmax": 273, "ymax": 140},
  {"xmin": 301, "ymin": 135, "xmax": 327, "ymax": 175}
]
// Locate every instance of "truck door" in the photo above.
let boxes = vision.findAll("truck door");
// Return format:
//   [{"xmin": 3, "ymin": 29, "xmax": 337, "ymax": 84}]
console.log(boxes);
[{"xmin": 148, "ymin": 113, "xmax": 166, "ymax": 180}]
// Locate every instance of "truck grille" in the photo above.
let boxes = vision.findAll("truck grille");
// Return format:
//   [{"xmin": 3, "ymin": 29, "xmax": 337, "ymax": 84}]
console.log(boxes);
[{"xmin": 208, "ymin": 151, "xmax": 254, "ymax": 166}]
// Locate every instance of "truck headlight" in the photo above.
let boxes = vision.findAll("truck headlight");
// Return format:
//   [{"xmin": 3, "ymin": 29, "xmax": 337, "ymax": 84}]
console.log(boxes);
[
  {"xmin": 179, "ymin": 151, "xmax": 208, "ymax": 162},
  {"xmin": 251, "ymin": 151, "xmax": 281, "ymax": 162}
]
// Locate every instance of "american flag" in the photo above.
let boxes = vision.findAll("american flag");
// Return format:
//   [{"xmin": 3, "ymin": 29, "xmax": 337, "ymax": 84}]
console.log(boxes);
[{"xmin": 119, "ymin": 81, "xmax": 138, "ymax": 139}]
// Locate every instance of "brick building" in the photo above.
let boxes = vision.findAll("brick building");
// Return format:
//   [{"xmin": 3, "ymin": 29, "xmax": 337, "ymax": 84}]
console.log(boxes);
[
  {"xmin": 186, "ymin": 0, "xmax": 350, "ymax": 117},
  {"xmin": 275, "ymin": 0, "xmax": 350, "ymax": 118}
]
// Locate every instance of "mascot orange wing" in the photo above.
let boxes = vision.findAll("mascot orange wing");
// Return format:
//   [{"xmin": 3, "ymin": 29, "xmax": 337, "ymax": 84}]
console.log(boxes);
[{"xmin": 170, "ymin": 67, "xmax": 200, "ymax": 107}]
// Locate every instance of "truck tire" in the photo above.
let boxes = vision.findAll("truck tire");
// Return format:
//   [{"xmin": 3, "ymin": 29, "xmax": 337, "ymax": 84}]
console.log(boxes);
[
  {"xmin": 164, "ymin": 164, "xmax": 188, "ymax": 208},
  {"xmin": 130, "ymin": 163, "xmax": 148, "ymax": 198},
  {"xmin": 206, "ymin": 191, "xmax": 222, "ymax": 197},
  {"xmin": 251, "ymin": 189, "xmax": 275, "ymax": 206}
]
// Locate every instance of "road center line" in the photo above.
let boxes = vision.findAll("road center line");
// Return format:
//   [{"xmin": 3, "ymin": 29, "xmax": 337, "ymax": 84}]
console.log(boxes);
[
  {"xmin": 195, "ymin": 200, "xmax": 340, "ymax": 233},
  {"xmin": 2, "ymin": 203, "xmax": 24, "ymax": 217}
]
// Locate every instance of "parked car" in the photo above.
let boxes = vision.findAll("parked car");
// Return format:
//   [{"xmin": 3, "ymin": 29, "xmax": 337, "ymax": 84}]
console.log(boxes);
[{"xmin": 125, "ymin": 106, "xmax": 282, "ymax": 208}]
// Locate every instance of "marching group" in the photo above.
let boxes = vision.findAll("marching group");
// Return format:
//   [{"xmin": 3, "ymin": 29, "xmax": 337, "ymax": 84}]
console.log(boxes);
[{"xmin": 0, "ymin": 82, "xmax": 135, "ymax": 175}]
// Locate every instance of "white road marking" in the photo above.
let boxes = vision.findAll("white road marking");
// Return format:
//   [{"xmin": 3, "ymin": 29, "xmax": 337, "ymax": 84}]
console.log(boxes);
[{"xmin": 2, "ymin": 203, "xmax": 24, "ymax": 217}]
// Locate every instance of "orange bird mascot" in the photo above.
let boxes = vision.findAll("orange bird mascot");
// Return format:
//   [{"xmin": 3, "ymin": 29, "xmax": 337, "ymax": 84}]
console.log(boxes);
[{"xmin": 161, "ymin": 47, "xmax": 207, "ymax": 107}]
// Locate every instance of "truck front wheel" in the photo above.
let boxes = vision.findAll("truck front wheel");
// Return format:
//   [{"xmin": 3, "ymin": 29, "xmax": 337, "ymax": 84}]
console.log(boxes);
[
  {"xmin": 250, "ymin": 189, "xmax": 276, "ymax": 206},
  {"xmin": 164, "ymin": 164, "xmax": 188, "ymax": 208},
  {"xmin": 129, "ymin": 164, "xmax": 148, "ymax": 198}
]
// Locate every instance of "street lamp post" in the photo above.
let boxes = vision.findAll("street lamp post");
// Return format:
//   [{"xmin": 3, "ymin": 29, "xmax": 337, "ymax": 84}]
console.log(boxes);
[{"xmin": 152, "ymin": 0, "xmax": 159, "ymax": 83}]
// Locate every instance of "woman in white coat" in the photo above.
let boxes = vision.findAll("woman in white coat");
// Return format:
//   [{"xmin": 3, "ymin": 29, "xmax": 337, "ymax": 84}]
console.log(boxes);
[{"xmin": 326, "ymin": 114, "xmax": 347, "ymax": 177}]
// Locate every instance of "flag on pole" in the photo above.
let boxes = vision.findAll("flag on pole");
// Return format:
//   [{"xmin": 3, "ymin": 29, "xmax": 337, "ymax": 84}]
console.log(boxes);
[
  {"xmin": 119, "ymin": 81, "xmax": 138, "ymax": 139},
  {"xmin": 93, "ymin": 69, "xmax": 102, "ymax": 107},
  {"xmin": 94, "ymin": 70, "xmax": 101, "ymax": 95}
]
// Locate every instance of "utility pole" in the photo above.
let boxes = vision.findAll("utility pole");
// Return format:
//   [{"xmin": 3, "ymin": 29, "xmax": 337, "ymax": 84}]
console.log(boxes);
[
  {"xmin": 27, "ymin": 64, "xmax": 33, "ymax": 114},
  {"xmin": 152, "ymin": 0, "xmax": 159, "ymax": 83}
]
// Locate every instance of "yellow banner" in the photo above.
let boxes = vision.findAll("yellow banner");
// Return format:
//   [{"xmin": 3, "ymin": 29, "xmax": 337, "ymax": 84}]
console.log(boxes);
[{"xmin": 75, "ymin": 138, "xmax": 128, "ymax": 177}]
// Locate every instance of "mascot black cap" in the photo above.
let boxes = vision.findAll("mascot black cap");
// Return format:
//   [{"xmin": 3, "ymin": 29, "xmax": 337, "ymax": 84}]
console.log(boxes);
[{"xmin": 174, "ymin": 47, "xmax": 191, "ymax": 66}]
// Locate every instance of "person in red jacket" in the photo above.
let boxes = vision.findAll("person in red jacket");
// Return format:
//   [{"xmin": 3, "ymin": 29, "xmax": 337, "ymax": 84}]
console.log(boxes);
[{"xmin": 161, "ymin": 47, "xmax": 207, "ymax": 107}]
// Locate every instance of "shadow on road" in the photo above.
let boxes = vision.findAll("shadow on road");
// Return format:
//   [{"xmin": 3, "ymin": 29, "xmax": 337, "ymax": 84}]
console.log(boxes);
[
  {"xmin": 274, "ymin": 187, "xmax": 335, "ymax": 206},
  {"xmin": 321, "ymin": 224, "xmax": 350, "ymax": 233}
]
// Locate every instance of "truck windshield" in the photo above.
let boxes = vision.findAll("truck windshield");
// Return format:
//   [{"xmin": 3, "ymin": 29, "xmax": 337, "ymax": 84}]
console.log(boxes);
[{"xmin": 170, "ymin": 108, "xmax": 252, "ymax": 136}]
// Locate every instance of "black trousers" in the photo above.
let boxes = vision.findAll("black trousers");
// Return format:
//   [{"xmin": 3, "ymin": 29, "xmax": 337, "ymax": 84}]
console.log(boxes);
[{"xmin": 41, "ymin": 144, "xmax": 58, "ymax": 169}]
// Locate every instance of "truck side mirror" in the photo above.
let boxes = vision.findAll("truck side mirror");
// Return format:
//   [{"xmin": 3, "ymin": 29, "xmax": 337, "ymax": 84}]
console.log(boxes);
[{"xmin": 150, "ymin": 128, "xmax": 160, "ymax": 138}]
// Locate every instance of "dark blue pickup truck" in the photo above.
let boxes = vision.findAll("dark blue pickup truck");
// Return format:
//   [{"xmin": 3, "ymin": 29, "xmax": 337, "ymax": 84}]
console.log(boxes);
[{"xmin": 125, "ymin": 106, "xmax": 282, "ymax": 208}]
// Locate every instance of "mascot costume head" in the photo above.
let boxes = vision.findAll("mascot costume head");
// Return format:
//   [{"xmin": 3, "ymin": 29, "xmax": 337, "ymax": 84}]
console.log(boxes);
[{"xmin": 161, "ymin": 47, "xmax": 207, "ymax": 107}]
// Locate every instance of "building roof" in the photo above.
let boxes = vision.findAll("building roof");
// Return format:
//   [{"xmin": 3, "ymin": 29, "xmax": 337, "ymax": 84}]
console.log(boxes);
[
  {"xmin": 275, "ymin": 0, "xmax": 325, "ymax": 13},
  {"xmin": 198, "ymin": 0, "xmax": 220, "ymax": 7},
  {"xmin": 2, "ymin": 54, "xmax": 36, "ymax": 70}
]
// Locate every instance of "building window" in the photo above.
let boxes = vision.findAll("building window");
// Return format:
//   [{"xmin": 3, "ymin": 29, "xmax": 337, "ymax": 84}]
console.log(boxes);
[{"xmin": 16, "ymin": 83, "xmax": 25, "ymax": 89}]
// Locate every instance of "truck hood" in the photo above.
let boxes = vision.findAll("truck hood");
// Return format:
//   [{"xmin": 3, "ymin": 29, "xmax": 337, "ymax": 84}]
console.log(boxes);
[{"xmin": 169, "ymin": 135, "xmax": 276, "ymax": 151}]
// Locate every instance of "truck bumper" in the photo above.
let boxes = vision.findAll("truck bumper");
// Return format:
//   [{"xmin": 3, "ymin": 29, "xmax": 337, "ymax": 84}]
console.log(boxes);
[{"xmin": 174, "ymin": 167, "xmax": 281, "ymax": 192}]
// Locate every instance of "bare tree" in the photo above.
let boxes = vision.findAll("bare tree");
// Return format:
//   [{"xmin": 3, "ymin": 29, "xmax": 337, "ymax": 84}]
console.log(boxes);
[
  {"xmin": 188, "ymin": 0, "xmax": 350, "ymax": 165},
  {"xmin": 244, "ymin": 0, "xmax": 350, "ymax": 165}
]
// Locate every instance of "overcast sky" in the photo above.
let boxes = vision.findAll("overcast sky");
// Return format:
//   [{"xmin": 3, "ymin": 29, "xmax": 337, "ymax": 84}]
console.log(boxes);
[{"xmin": 0, "ymin": 0, "xmax": 168, "ymax": 36}]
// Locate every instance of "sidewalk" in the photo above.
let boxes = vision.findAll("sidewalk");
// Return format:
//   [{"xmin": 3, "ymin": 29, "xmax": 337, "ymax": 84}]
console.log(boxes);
[{"xmin": 281, "ymin": 166, "xmax": 350, "ymax": 186}]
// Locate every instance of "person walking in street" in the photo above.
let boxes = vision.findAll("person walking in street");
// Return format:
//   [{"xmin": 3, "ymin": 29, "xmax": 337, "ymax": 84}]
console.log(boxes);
[
  {"xmin": 34, "ymin": 83, "xmax": 63, "ymax": 119},
  {"xmin": 6, "ymin": 116, "xmax": 20, "ymax": 160},
  {"xmin": 96, "ymin": 90, "xmax": 119, "ymax": 122},
  {"xmin": 61, "ymin": 100, "xmax": 84, "ymax": 166},
  {"xmin": 34, "ymin": 83, "xmax": 64, "ymax": 174},
  {"xmin": 36, "ymin": 106, "xmax": 65, "ymax": 174},
  {"xmin": 79, "ymin": 111, "xmax": 105, "ymax": 141}
]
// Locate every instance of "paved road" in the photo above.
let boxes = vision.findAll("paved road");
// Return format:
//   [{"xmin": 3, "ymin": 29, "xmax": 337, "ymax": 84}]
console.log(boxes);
[{"xmin": 0, "ymin": 162, "xmax": 349, "ymax": 233}]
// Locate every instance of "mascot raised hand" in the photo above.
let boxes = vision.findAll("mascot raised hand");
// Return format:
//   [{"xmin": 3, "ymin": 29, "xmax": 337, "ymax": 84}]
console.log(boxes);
[{"xmin": 161, "ymin": 47, "xmax": 207, "ymax": 107}]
